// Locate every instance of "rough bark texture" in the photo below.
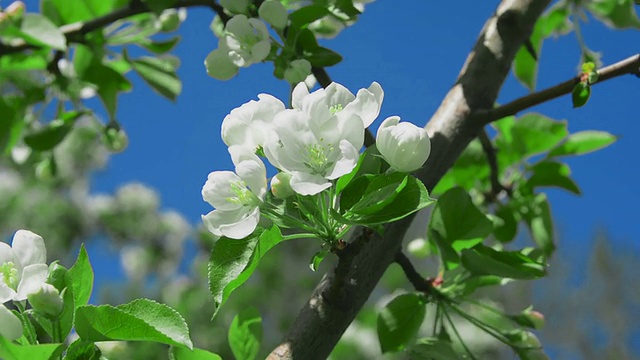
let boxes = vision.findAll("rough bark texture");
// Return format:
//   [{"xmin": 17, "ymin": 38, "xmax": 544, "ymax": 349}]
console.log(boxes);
[{"xmin": 268, "ymin": 1, "xmax": 552, "ymax": 359}]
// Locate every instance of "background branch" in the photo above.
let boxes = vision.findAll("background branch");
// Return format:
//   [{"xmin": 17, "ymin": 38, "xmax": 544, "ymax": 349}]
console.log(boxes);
[
  {"xmin": 394, "ymin": 251, "xmax": 431, "ymax": 293},
  {"xmin": 479, "ymin": 53, "xmax": 640, "ymax": 123},
  {"xmin": 268, "ymin": 1, "xmax": 552, "ymax": 358},
  {"xmin": 0, "ymin": 0, "xmax": 222, "ymax": 56}
]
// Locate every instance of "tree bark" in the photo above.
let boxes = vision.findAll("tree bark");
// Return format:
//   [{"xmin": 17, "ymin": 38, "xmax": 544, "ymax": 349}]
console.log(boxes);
[{"xmin": 268, "ymin": 1, "xmax": 552, "ymax": 359}]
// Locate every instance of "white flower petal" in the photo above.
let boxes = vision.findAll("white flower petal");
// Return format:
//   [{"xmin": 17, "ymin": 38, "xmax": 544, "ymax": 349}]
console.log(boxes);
[
  {"xmin": 15, "ymin": 263, "xmax": 48, "ymax": 301},
  {"xmin": 12, "ymin": 230, "xmax": 46, "ymax": 268},
  {"xmin": 0, "ymin": 277, "xmax": 17, "ymax": 303},
  {"xmin": 342, "ymin": 81, "xmax": 384, "ymax": 128},
  {"xmin": 0, "ymin": 305, "xmax": 22, "ymax": 340},
  {"xmin": 325, "ymin": 140, "xmax": 360, "ymax": 180},
  {"xmin": 290, "ymin": 172, "xmax": 332, "ymax": 196},
  {"xmin": 205, "ymin": 48, "xmax": 239, "ymax": 80},
  {"xmin": 202, "ymin": 171, "xmax": 245, "ymax": 211},
  {"xmin": 0, "ymin": 242, "xmax": 14, "ymax": 264},
  {"xmin": 203, "ymin": 208, "xmax": 260, "ymax": 239}
]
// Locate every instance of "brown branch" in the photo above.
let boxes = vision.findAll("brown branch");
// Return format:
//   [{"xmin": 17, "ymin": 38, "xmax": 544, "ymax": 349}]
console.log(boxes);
[
  {"xmin": 478, "ymin": 128, "xmax": 510, "ymax": 201},
  {"xmin": 0, "ymin": 0, "xmax": 224, "ymax": 56},
  {"xmin": 394, "ymin": 251, "xmax": 431, "ymax": 293},
  {"xmin": 478, "ymin": 53, "xmax": 640, "ymax": 124},
  {"xmin": 268, "ymin": 1, "xmax": 552, "ymax": 359}
]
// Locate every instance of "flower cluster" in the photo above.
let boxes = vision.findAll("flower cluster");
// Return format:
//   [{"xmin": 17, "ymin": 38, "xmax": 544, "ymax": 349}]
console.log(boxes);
[
  {"xmin": 202, "ymin": 82, "xmax": 431, "ymax": 240},
  {"xmin": 0, "ymin": 230, "xmax": 63, "ymax": 340}
]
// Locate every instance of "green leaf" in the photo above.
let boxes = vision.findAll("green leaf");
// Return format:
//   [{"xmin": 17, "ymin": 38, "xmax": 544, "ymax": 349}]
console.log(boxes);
[
  {"xmin": 169, "ymin": 347, "xmax": 222, "ymax": 360},
  {"xmin": 335, "ymin": 0, "xmax": 362, "ymax": 17},
  {"xmin": 429, "ymin": 187, "xmax": 493, "ymax": 252},
  {"xmin": 572, "ymin": 82, "xmax": 590, "ymax": 108},
  {"xmin": 493, "ymin": 204, "xmax": 518, "ymax": 243},
  {"xmin": 129, "ymin": 56, "xmax": 181, "ymax": 101},
  {"xmin": 523, "ymin": 194, "xmax": 555, "ymax": 255},
  {"xmin": 14, "ymin": 13, "xmax": 67, "ymax": 50},
  {"xmin": 588, "ymin": 0, "xmax": 640, "ymax": 29},
  {"xmin": 377, "ymin": 293, "xmax": 426, "ymax": 353},
  {"xmin": 289, "ymin": 5, "xmax": 331, "ymax": 28},
  {"xmin": 137, "ymin": 37, "xmax": 181, "ymax": 54},
  {"xmin": 347, "ymin": 173, "xmax": 408, "ymax": 215},
  {"xmin": 310, "ymin": 248, "xmax": 329, "ymax": 271},
  {"xmin": 408, "ymin": 337, "xmax": 459, "ymax": 360},
  {"xmin": 336, "ymin": 147, "xmax": 383, "ymax": 195},
  {"xmin": 228, "ymin": 307, "xmax": 263, "ymax": 360},
  {"xmin": 0, "ymin": 338, "xmax": 63, "ymax": 360},
  {"xmin": 429, "ymin": 229, "xmax": 460, "ymax": 270},
  {"xmin": 63, "ymin": 340, "xmax": 102, "ymax": 360},
  {"xmin": 547, "ymin": 130, "xmax": 617, "ymax": 157},
  {"xmin": 432, "ymin": 139, "xmax": 489, "ymax": 194},
  {"xmin": 68, "ymin": 244, "xmax": 94, "ymax": 308},
  {"xmin": 208, "ymin": 226, "xmax": 283, "ymax": 318},
  {"xmin": 342, "ymin": 176, "xmax": 435, "ymax": 226},
  {"xmin": 23, "ymin": 111, "xmax": 84, "ymax": 151},
  {"xmin": 106, "ymin": 14, "xmax": 161, "ymax": 45},
  {"xmin": 461, "ymin": 245, "xmax": 546, "ymax": 279},
  {"xmin": 494, "ymin": 113, "xmax": 568, "ymax": 168},
  {"xmin": 303, "ymin": 46, "xmax": 343, "ymax": 67},
  {"xmin": 0, "ymin": 97, "xmax": 25, "ymax": 155},
  {"xmin": 526, "ymin": 161, "xmax": 581, "ymax": 195},
  {"xmin": 75, "ymin": 298, "xmax": 193, "ymax": 349},
  {"xmin": 43, "ymin": 0, "xmax": 127, "ymax": 25},
  {"xmin": 0, "ymin": 52, "xmax": 49, "ymax": 71}
]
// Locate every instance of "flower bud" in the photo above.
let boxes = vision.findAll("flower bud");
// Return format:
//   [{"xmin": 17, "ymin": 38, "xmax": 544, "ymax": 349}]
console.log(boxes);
[
  {"xmin": 103, "ymin": 125, "xmax": 129, "ymax": 153},
  {"xmin": 284, "ymin": 59, "xmax": 312, "ymax": 85},
  {"xmin": 158, "ymin": 8, "xmax": 184, "ymax": 32},
  {"xmin": 407, "ymin": 238, "xmax": 430, "ymax": 258},
  {"xmin": 27, "ymin": 283, "xmax": 64, "ymax": 317},
  {"xmin": 0, "ymin": 305, "xmax": 22, "ymax": 340},
  {"xmin": 270, "ymin": 172, "xmax": 294, "ymax": 199},
  {"xmin": 259, "ymin": 0, "xmax": 288, "ymax": 29},
  {"xmin": 376, "ymin": 116, "xmax": 430, "ymax": 173},
  {"xmin": 5, "ymin": 1, "xmax": 25, "ymax": 20},
  {"xmin": 509, "ymin": 306, "xmax": 545, "ymax": 330}
]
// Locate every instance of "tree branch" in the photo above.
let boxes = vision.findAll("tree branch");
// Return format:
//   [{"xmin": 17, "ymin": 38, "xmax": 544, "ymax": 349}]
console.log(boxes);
[
  {"xmin": 268, "ymin": 1, "xmax": 552, "ymax": 359},
  {"xmin": 394, "ymin": 251, "xmax": 431, "ymax": 293},
  {"xmin": 0, "ymin": 0, "xmax": 224, "ymax": 56},
  {"xmin": 478, "ymin": 53, "xmax": 640, "ymax": 124}
]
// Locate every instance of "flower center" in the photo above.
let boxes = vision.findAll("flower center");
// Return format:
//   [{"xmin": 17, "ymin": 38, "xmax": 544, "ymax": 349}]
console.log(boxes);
[
  {"xmin": 227, "ymin": 181, "xmax": 260, "ymax": 208},
  {"xmin": 0, "ymin": 262, "xmax": 19, "ymax": 291},
  {"xmin": 329, "ymin": 104, "xmax": 343, "ymax": 114},
  {"xmin": 303, "ymin": 141, "xmax": 335, "ymax": 176}
]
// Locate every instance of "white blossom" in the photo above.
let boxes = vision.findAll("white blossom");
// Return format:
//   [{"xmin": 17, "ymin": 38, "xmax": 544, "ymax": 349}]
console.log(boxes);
[
  {"xmin": 0, "ymin": 304, "xmax": 22, "ymax": 340},
  {"xmin": 259, "ymin": 0, "xmax": 288, "ymax": 29},
  {"xmin": 221, "ymin": 93, "xmax": 285, "ymax": 152},
  {"xmin": 376, "ymin": 116, "xmax": 430, "ymax": 173},
  {"xmin": 0, "ymin": 230, "xmax": 48, "ymax": 303},
  {"xmin": 202, "ymin": 146, "xmax": 267, "ymax": 239}
]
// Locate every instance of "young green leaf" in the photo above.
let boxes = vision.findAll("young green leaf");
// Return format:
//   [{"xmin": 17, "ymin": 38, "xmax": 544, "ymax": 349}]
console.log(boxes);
[
  {"xmin": 461, "ymin": 245, "xmax": 546, "ymax": 279},
  {"xmin": 408, "ymin": 337, "xmax": 459, "ymax": 360},
  {"xmin": 208, "ymin": 226, "xmax": 283, "ymax": 318},
  {"xmin": 63, "ymin": 339, "xmax": 102, "ymax": 360},
  {"xmin": 303, "ymin": 46, "xmax": 343, "ymax": 67},
  {"xmin": 587, "ymin": 0, "xmax": 640, "ymax": 29},
  {"xmin": 75, "ymin": 299, "xmax": 193, "ymax": 349},
  {"xmin": 547, "ymin": 130, "xmax": 617, "ymax": 157},
  {"xmin": 15, "ymin": 13, "xmax": 67, "ymax": 50},
  {"xmin": 523, "ymin": 194, "xmax": 555, "ymax": 255},
  {"xmin": 493, "ymin": 204, "xmax": 518, "ymax": 243},
  {"xmin": 289, "ymin": 5, "xmax": 331, "ymax": 29},
  {"xmin": 377, "ymin": 293, "xmax": 427, "ymax": 353},
  {"xmin": 130, "ymin": 56, "xmax": 182, "ymax": 101},
  {"xmin": 68, "ymin": 244, "xmax": 94, "ymax": 308},
  {"xmin": 572, "ymin": 82, "xmax": 590, "ymax": 108},
  {"xmin": 169, "ymin": 347, "xmax": 223, "ymax": 360},
  {"xmin": 429, "ymin": 187, "xmax": 493, "ymax": 252},
  {"xmin": 23, "ymin": 111, "xmax": 85, "ymax": 151},
  {"xmin": 228, "ymin": 307, "xmax": 263, "ymax": 360},
  {"xmin": 0, "ymin": 338, "xmax": 63, "ymax": 360},
  {"xmin": 526, "ymin": 161, "xmax": 581, "ymax": 195}
]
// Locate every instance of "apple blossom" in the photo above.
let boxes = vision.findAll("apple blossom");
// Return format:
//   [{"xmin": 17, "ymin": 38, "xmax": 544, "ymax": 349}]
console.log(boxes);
[
  {"xmin": 221, "ymin": 93, "xmax": 285, "ymax": 152},
  {"xmin": 291, "ymin": 81, "xmax": 383, "ymax": 130},
  {"xmin": 0, "ymin": 230, "xmax": 48, "ymax": 303},
  {"xmin": 202, "ymin": 146, "xmax": 267, "ymax": 239},
  {"xmin": 0, "ymin": 304, "xmax": 22, "ymax": 340},
  {"xmin": 264, "ymin": 108, "xmax": 363, "ymax": 196},
  {"xmin": 27, "ymin": 283, "xmax": 63, "ymax": 317},
  {"xmin": 376, "ymin": 116, "xmax": 430, "ymax": 173},
  {"xmin": 205, "ymin": 15, "xmax": 271, "ymax": 80},
  {"xmin": 259, "ymin": 0, "xmax": 288, "ymax": 29}
]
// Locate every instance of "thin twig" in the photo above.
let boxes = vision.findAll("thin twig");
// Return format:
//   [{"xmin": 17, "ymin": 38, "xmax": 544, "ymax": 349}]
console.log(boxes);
[
  {"xmin": 478, "ymin": 53, "xmax": 640, "ymax": 124},
  {"xmin": 477, "ymin": 128, "xmax": 510, "ymax": 200},
  {"xmin": 0, "ymin": 0, "xmax": 224, "ymax": 56},
  {"xmin": 394, "ymin": 251, "xmax": 431, "ymax": 293}
]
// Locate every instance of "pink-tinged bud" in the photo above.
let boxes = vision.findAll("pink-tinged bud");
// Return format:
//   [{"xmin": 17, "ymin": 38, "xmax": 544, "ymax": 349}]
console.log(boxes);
[
  {"xmin": 509, "ymin": 306, "xmax": 545, "ymax": 330},
  {"xmin": 270, "ymin": 172, "xmax": 294, "ymax": 199},
  {"xmin": 6, "ymin": 1, "xmax": 25, "ymax": 19}
]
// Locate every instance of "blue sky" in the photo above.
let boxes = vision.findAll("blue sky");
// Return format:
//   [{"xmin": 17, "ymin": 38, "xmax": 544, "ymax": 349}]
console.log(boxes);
[{"xmin": 86, "ymin": 1, "xmax": 639, "ymax": 249}]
